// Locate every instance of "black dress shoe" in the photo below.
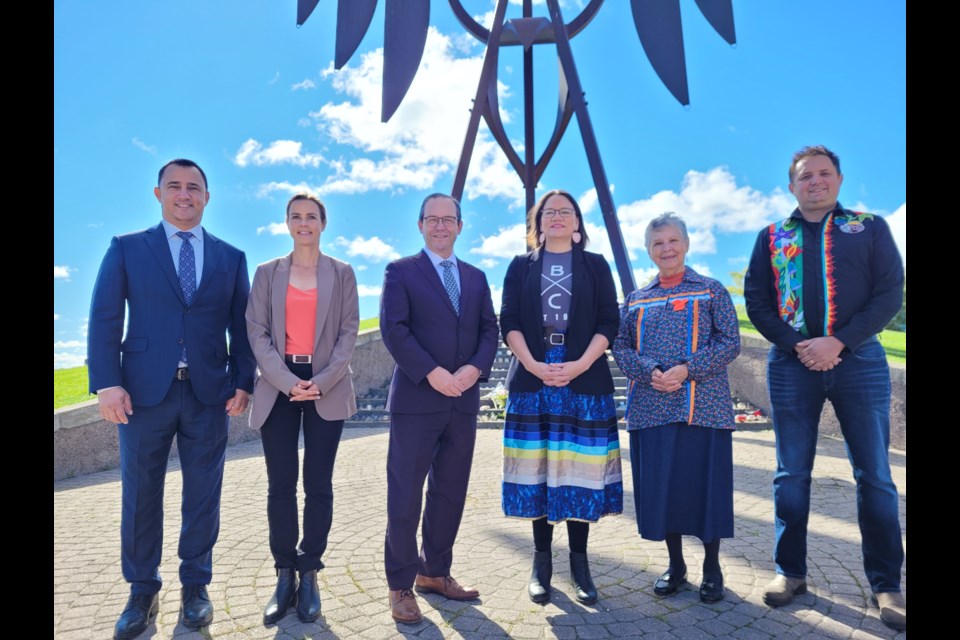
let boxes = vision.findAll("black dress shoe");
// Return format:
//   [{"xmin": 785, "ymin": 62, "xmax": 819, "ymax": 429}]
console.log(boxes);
[
  {"xmin": 297, "ymin": 569, "xmax": 321, "ymax": 622},
  {"xmin": 114, "ymin": 593, "xmax": 159, "ymax": 640},
  {"xmin": 569, "ymin": 552, "xmax": 598, "ymax": 605},
  {"xmin": 653, "ymin": 567, "xmax": 687, "ymax": 596},
  {"xmin": 264, "ymin": 568, "xmax": 298, "ymax": 625},
  {"xmin": 180, "ymin": 584, "xmax": 214, "ymax": 629},
  {"xmin": 699, "ymin": 576, "xmax": 725, "ymax": 602},
  {"xmin": 528, "ymin": 551, "xmax": 552, "ymax": 604}
]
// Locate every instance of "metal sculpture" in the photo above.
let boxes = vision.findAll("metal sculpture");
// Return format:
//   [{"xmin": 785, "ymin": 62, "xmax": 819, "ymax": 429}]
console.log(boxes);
[{"xmin": 297, "ymin": 0, "xmax": 736, "ymax": 295}]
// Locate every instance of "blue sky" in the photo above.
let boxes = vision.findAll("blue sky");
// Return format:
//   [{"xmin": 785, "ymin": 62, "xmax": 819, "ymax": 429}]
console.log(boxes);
[{"xmin": 54, "ymin": 0, "xmax": 906, "ymax": 369}]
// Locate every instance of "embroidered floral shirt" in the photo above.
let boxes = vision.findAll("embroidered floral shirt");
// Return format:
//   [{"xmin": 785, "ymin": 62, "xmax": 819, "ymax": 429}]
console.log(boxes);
[
  {"xmin": 612, "ymin": 268, "xmax": 740, "ymax": 431},
  {"xmin": 743, "ymin": 204, "xmax": 904, "ymax": 353}
]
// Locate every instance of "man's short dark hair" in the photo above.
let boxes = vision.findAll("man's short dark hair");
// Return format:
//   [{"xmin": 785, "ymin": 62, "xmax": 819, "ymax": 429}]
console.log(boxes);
[
  {"xmin": 789, "ymin": 145, "xmax": 841, "ymax": 182},
  {"xmin": 286, "ymin": 193, "xmax": 327, "ymax": 223},
  {"xmin": 158, "ymin": 159, "xmax": 209, "ymax": 191},
  {"xmin": 419, "ymin": 193, "xmax": 462, "ymax": 221}
]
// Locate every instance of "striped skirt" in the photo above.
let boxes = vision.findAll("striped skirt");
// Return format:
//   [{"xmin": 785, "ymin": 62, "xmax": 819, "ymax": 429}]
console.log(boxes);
[{"xmin": 502, "ymin": 345, "xmax": 623, "ymax": 524}]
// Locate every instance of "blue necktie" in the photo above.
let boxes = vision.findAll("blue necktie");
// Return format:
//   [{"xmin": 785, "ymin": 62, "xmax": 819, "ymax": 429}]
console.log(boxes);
[
  {"xmin": 176, "ymin": 231, "xmax": 196, "ymax": 363},
  {"xmin": 440, "ymin": 260, "xmax": 460, "ymax": 315}
]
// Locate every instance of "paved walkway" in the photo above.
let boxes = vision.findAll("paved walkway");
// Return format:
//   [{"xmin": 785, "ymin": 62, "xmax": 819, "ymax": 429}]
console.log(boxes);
[{"xmin": 54, "ymin": 427, "xmax": 906, "ymax": 639}]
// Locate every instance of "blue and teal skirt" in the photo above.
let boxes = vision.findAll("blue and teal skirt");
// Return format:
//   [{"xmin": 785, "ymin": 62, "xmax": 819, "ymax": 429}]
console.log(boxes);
[{"xmin": 502, "ymin": 345, "xmax": 623, "ymax": 523}]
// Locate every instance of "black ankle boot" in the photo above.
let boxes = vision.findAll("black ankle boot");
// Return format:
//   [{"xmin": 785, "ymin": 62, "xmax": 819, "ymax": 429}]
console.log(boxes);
[
  {"xmin": 528, "ymin": 551, "xmax": 553, "ymax": 604},
  {"xmin": 297, "ymin": 569, "xmax": 321, "ymax": 622},
  {"xmin": 569, "ymin": 552, "xmax": 597, "ymax": 604},
  {"xmin": 263, "ymin": 568, "xmax": 298, "ymax": 625}
]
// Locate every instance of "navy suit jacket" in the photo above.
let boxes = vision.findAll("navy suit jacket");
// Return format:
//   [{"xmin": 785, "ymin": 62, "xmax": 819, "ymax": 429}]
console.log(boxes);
[
  {"xmin": 379, "ymin": 250, "xmax": 499, "ymax": 415},
  {"xmin": 87, "ymin": 223, "xmax": 256, "ymax": 407}
]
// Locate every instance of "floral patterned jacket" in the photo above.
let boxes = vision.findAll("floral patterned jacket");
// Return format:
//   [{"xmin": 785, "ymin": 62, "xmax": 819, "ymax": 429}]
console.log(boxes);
[{"xmin": 612, "ymin": 267, "xmax": 740, "ymax": 431}]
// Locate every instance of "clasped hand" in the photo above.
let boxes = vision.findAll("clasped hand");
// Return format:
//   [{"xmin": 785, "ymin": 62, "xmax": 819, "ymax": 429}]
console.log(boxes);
[
  {"xmin": 427, "ymin": 364, "xmax": 481, "ymax": 397},
  {"xmin": 650, "ymin": 364, "xmax": 688, "ymax": 393},
  {"xmin": 794, "ymin": 336, "xmax": 844, "ymax": 371},
  {"xmin": 289, "ymin": 380, "xmax": 321, "ymax": 401},
  {"xmin": 530, "ymin": 359, "xmax": 587, "ymax": 387}
]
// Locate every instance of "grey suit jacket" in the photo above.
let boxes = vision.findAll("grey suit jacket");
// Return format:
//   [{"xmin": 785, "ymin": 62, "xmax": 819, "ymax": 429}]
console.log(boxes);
[{"xmin": 246, "ymin": 252, "xmax": 360, "ymax": 428}]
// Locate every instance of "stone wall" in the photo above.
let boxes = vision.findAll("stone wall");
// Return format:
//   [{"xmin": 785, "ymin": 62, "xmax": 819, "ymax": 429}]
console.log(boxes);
[
  {"xmin": 729, "ymin": 334, "xmax": 906, "ymax": 451},
  {"xmin": 53, "ymin": 329, "xmax": 906, "ymax": 480},
  {"xmin": 53, "ymin": 328, "xmax": 393, "ymax": 480}
]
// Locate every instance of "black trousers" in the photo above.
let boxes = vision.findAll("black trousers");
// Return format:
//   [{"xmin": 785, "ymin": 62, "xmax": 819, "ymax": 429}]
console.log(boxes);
[{"xmin": 260, "ymin": 362, "xmax": 344, "ymax": 572}]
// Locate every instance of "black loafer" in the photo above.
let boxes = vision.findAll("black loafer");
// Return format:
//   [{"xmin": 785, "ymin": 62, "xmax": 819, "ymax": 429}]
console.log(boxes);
[
  {"xmin": 181, "ymin": 584, "xmax": 214, "ymax": 629},
  {"xmin": 114, "ymin": 593, "xmax": 159, "ymax": 640},
  {"xmin": 699, "ymin": 577, "xmax": 725, "ymax": 602},
  {"xmin": 653, "ymin": 568, "xmax": 687, "ymax": 596}
]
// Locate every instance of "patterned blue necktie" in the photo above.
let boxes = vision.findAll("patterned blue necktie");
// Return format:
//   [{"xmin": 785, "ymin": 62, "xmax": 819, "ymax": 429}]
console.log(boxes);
[
  {"xmin": 176, "ymin": 231, "xmax": 196, "ymax": 363},
  {"xmin": 440, "ymin": 260, "xmax": 460, "ymax": 315}
]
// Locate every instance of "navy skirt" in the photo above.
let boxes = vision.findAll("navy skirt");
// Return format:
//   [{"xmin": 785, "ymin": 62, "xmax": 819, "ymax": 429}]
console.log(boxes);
[{"xmin": 629, "ymin": 424, "xmax": 733, "ymax": 543}]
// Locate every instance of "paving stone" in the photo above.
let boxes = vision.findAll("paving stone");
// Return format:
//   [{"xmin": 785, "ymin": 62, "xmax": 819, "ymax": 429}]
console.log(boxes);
[{"xmin": 53, "ymin": 429, "xmax": 907, "ymax": 639}]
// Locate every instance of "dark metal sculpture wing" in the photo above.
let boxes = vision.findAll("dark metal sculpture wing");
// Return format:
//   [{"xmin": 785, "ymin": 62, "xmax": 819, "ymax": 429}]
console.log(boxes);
[
  {"xmin": 631, "ymin": 0, "xmax": 736, "ymax": 106},
  {"xmin": 382, "ymin": 0, "xmax": 430, "ymax": 122},
  {"xmin": 335, "ymin": 0, "xmax": 378, "ymax": 69}
]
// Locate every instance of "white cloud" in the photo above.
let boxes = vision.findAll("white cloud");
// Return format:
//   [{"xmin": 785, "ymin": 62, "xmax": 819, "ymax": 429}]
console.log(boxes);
[
  {"xmin": 615, "ymin": 167, "xmax": 795, "ymax": 259},
  {"xmin": 54, "ymin": 265, "xmax": 73, "ymax": 280},
  {"xmin": 234, "ymin": 139, "xmax": 324, "ymax": 168},
  {"xmin": 479, "ymin": 258, "xmax": 499, "ymax": 269},
  {"xmin": 690, "ymin": 262, "xmax": 713, "ymax": 277},
  {"xmin": 268, "ymin": 71, "xmax": 280, "ymax": 85},
  {"xmin": 307, "ymin": 28, "xmax": 519, "ymax": 200},
  {"xmin": 334, "ymin": 236, "xmax": 401, "ymax": 262},
  {"xmin": 578, "ymin": 186, "xmax": 614, "ymax": 215},
  {"xmin": 256, "ymin": 222, "xmax": 288, "ymax": 236},
  {"xmin": 470, "ymin": 223, "xmax": 526, "ymax": 259},
  {"xmin": 886, "ymin": 203, "xmax": 906, "ymax": 263},
  {"xmin": 131, "ymin": 137, "xmax": 157, "ymax": 155},
  {"xmin": 489, "ymin": 283, "xmax": 504, "ymax": 313},
  {"xmin": 257, "ymin": 181, "xmax": 319, "ymax": 198},
  {"xmin": 727, "ymin": 255, "xmax": 748, "ymax": 265},
  {"xmin": 355, "ymin": 264, "xmax": 368, "ymax": 271},
  {"xmin": 292, "ymin": 78, "xmax": 317, "ymax": 91},
  {"xmin": 633, "ymin": 267, "xmax": 659, "ymax": 288},
  {"xmin": 54, "ymin": 351, "xmax": 87, "ymax": 369},
  {"xmin": 54, "ymin": 313, "xmax": 60, "ymax": 321},
  {"xmin": 357, "ymin": 284, "xmax": 382, "ymax": 297},
  {"xmin": 54, "ymin": 340, "xmax": 86, "ymax": 349}
]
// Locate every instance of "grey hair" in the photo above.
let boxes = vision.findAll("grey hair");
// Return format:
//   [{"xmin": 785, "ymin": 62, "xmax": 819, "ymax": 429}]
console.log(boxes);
[
  {"xmin": 418, "ymin": 193, "xmax": 462, "ymax": 221},
  {"xmin": 644, "ymin": 212, "xmax": 689, "ymax": 251}
]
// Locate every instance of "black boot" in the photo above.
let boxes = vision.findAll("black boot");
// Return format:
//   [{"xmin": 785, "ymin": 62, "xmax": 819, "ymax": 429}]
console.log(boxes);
[
  {"xmin": 263, "ymin": 568, "xmax": 298, "ymax": 625},
  {"xmin": 528, "ymin": 551, "xmax": 553, "ymax": 604},
  {"xmin": 297, "ymin": 569, "xmax": 321, "ymax": 622},
  {"xmin": 569, "ymin": 552, "xmax": 598, "ymax": 605}
]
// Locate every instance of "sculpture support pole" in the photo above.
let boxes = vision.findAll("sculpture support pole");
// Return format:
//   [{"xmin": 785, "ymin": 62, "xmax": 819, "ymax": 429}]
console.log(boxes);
[
  {"xmin": 450, "ymin": 0, "xmax": 510, "ymax": 202},
  {"xmin": 522, "ymin": 0, "xmax": 536, "ymax": 220},
  {"xmin": 547, "ymin": 0, "xmax": 636, "ymax": 296}
]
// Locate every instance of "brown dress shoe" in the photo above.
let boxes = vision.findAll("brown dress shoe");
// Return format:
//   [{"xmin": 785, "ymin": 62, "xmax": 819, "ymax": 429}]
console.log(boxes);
[
  {"xmin": 414, "ymin": 575, "xmax": 480, "ymax": 601},
  {"xmin": 389, "ymin": 589, "xmax": 423, "ymax": 624}
]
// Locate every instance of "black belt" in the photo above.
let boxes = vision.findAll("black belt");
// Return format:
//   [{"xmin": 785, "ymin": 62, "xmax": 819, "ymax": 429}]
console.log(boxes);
[
  {"xmin": 285, "ymin": 354, "xmax": 313, "ymax": 364},
  {"xmin": 544, "ymin": 329, "xmax": 565, "ymax": 346},
  {"xmin": 175, "ymin": 368, "xmax": 190, "ymax": 380}
]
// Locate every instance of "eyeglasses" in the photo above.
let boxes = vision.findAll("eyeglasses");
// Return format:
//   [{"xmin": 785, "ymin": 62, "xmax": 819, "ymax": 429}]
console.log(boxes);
[
  {"xmin": 542, "ymin": 208, "xmax": 575, "ymax": 219},
  {"xmin": 422, "ymin": 216, "xmax": 460, "ymax": 228}
]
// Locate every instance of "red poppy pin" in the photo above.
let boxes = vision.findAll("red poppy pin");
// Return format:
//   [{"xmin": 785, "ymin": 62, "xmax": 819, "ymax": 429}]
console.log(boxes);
[{"xmin": 671, "ymin": 299, "xmax": 687, "ymax": 311}]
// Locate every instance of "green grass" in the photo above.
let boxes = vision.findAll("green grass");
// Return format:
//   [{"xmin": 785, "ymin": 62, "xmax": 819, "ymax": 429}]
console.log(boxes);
[
  {"xmin": 54, "ymin": 317, "xmax": 381, "ymax": 410},
  {"xmin": 53, "ymin": 367, "xmax": 95, "ymax": 410},
  {"xmin": 737, "ymin": 311, "xmax": 905, "ymax": 363}
]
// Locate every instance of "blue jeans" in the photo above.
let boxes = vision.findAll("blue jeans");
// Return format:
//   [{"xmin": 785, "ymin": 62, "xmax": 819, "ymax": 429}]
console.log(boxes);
[{"xmin": 767, "ymin": 338, "xmax": 903, "ymax": 593}]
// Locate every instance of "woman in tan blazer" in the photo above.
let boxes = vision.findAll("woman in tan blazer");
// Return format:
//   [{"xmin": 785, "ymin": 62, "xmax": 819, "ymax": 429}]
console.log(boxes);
[{"xmin": 245, "ymin": 193, "xmax": 359, "ymax": 626}]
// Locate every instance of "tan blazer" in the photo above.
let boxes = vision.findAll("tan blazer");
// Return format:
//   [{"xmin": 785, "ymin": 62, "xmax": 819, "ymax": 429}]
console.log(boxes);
[{"xmin": 245, "ymin": 253, "xmax": 359, "ymax": 429}]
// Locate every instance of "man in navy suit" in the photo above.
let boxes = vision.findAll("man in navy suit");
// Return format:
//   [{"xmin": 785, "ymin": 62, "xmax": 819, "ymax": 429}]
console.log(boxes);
[
  {"xmin": 379, "ymin": 194, "xmax": 499, "ymax": 624},
  {"xmin": 87, "ymin": 159, "xmax": 256, "ymax": 639}
]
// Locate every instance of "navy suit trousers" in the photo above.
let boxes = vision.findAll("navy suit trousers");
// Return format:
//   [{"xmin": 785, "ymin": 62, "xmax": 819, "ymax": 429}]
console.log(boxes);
[
  {"xmin": 118, "ymin": 377, "xmax": 228, "ymax": 595},
  {"xmin": 384, "ymin": 409, "xmax": 477, "ymax": 590}
]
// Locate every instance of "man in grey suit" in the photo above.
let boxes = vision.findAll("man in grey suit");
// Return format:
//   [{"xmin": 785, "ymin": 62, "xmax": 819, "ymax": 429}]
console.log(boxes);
[{"xmin": 379, "ymin": 194, "xmax": 499, "ymax": 624}]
